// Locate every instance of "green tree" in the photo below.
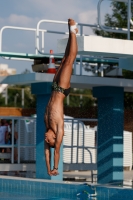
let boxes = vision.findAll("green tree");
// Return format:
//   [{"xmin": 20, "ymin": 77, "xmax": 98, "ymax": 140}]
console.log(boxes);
[
  {"xmin": 64, "ymin": 88, "xmax": 95, "ymax": 108},
  {"xmin": 0, "ymin": 93, "xmax": 5, "ymax": 106},
  {"xmin": 94, "ymin": 1, "xmax": 133, "ymax": 109},
  {"xmin": 94, "ymin": 2, "xmax": 133, "ymax": 39},
  {"xmin": 7, "ymin": 85, "xmax": 36, "ymax": 108}
]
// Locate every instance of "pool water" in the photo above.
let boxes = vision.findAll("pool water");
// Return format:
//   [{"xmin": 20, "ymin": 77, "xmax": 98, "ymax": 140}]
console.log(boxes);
[
  {"xmin": 0, "ymin": 189, "xmax": 76, "ymax": 199},
  {"xmin": 0, "ymin": 190, "xmax": 79, "ymax": 199},
  {"xmin": 0, "ymin": 177, "xmax": 133, "ymax": 200}
]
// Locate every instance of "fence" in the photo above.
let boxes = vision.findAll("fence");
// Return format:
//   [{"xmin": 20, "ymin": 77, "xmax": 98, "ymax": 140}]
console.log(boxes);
[
  {"xmin": 0, "ymin": 116, "xmax": 36, "ymax": 164},
  {"xmin": 63, "ymin": 117, "xmax": 97, "ymax": 171},
  {"xmin": 0, "ymin": 116, "xmax": 132, "ymax": 172}
]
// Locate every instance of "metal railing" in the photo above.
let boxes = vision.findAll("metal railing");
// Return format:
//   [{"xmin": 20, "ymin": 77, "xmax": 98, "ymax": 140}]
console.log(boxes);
[
  {"xmin": 64, "ymin": 118, "xmax": 97, "ymax": 165},
  {"xmin": 0, "ymin": 20, "xmax": 98, "ymax": 58},
  {"xmin": 0, "ymin": 20, "xmax": 98, "ymax": 75},
  {"xmin": 0, "ymin": 116, "xmax": 36, "ymax": 164},
  {"xmin": 0, "ymin": 116, "xmax": 98, "ymax": 171}
]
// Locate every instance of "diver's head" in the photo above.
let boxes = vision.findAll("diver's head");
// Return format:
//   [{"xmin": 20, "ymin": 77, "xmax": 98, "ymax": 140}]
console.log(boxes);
[{"xmin": 45, "ymin": 129, "xmax": 56, "ymax": 147}]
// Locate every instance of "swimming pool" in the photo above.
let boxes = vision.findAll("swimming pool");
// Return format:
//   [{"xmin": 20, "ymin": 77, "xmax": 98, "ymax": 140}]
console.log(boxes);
[{"xmin": 0, "ymin": 176, "xmax": 133, "ymax": 200}]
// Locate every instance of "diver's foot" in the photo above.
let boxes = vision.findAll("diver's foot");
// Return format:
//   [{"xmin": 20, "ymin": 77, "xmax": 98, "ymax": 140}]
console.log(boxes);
[{"xmin": 68, "ymin": 18, "xmax": 78, "ymax": 34}]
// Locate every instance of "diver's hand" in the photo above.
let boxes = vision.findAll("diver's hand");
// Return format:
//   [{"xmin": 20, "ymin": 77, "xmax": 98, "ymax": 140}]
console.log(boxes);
[
  {"xmin": 48, "ymin": 171, "xmax": 52, "ymax": 176},
  {"xmin": 50, "ymin": 169, "xmax": 59, "ymax": 176}
]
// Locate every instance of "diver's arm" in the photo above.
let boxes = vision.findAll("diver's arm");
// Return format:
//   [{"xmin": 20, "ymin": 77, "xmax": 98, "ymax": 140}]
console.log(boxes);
[
  {"xmin": 45, "ymin": 141, "xmax": 51, "ymax": 175},
  {"xmin": 51, "ymin": 129, "xmax": 64, "ymax": 176}
]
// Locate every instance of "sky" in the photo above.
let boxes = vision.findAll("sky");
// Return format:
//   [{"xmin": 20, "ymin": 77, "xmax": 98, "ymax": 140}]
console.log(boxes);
[{"xmin": 0, "ymin": 0, "xmax": 111, "ymax": 74}]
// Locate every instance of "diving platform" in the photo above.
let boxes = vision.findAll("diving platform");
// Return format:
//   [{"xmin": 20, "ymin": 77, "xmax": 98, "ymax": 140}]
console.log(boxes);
[
  {"xmin": 0, "ymin": 73, "xmax": 133, "ymax": 92},
  {"xmin": 58, "ymin": 35, "xmax": 133, "ymax": 59},
  {"xmin": 0, "ymin": 51, "xmax": 118, "ymax": 65},
  {"xmin": 1, "ymin": 36, "xmax": 133, "ymax": 68}
]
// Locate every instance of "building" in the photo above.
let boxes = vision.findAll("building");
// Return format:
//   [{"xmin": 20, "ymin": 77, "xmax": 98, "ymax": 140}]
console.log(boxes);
[{"xmin": 0, "ymin": 64, "xmax": 16, "ymax": 94}]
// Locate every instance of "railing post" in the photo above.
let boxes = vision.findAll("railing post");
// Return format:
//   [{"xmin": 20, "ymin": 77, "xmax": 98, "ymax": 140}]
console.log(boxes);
[
  {"xmin": 127, "ymin": 0, "xmax": 131, "ymax": 39},
  {"xmin": 41, "ymin": 32, "xmax": 45, "ymax": 53},
  {"xmin": 80, "ymin": 25, "xmax": 83, "ymax": 75},
  {"xmin": 71, "ymin": 119, "xmax": 74, "ymax": 163},
  {"xmin": 18, "ymin": 118, "xmax": 20, "ymax": 164},
  {"xmin": 73, "ymin": 60, "xmax": 77, "ymax": 75},
  {"xmin": 11, "ymin": 118, "xmax": 14, "ymax": 164},
  {"xmin": 77, "ymin": 121, "xmax": 79, "ymax": 163}
]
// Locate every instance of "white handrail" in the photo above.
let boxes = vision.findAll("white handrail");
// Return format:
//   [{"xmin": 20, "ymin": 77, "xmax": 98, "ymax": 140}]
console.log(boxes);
[
  {"xmin": 36, "ymin": 19, "xmax": 98, "ymax": 54},
  {"xmin": 0, "ymin": 19, "xmax": 98, "ymax": 64},
  {"xmin": 0, "ymin": 25, "xmax": 70, "ymax": 60},
  {"xmin": 0, "ymin": 26, "xmax": 36, "ymax": 53}
]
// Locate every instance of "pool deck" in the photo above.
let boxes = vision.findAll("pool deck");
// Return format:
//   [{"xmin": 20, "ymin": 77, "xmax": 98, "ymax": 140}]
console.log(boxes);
[
  {"xmin": 124, "ymin": 170, "xmax": 133, "ymax": 180},
  {"xmin": 64, "ymin": 170, "xmax": 133, "ymax": 183},
  {"xmin": 0, "ymin": 169, "xmax": 133, "ymax": 185}
]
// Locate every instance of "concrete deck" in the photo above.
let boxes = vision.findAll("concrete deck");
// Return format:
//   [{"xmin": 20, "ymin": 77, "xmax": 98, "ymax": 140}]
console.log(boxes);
[
  {"xmin": 0, "ymin": 170, "xmax": 132, "ymax": 186},
  {"xmin": 57, "ymin": 36, "xmax": 133, "ymax": 58},
  {"xmin": 63, "ymin": 170, "xmax": 133, "ymax": 181}
]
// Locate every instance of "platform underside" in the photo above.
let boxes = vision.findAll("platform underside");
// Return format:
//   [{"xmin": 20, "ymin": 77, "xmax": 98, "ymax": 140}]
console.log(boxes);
[{"xmin": 0, "ymin": 73, "xmax": 133, "ymax": 92}]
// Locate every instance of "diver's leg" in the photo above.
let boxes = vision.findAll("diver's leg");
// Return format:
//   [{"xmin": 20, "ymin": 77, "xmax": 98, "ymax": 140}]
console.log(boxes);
[
  {"xmin": 53, "ymin": 19, "xmax": 77, "ymax": 83},
  {"xmin": 53, "ymin": 19, "xmax": 71, "ymax": 82},
  {"xmin": 57, "ymin": 19, "xmax": 78, "ymax": 89}
]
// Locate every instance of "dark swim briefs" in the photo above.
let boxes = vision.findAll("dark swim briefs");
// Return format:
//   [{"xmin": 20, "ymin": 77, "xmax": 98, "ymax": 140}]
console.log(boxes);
[{"xmin": 52, "ymin": 82, "xmax": 70, "ymax": 97}]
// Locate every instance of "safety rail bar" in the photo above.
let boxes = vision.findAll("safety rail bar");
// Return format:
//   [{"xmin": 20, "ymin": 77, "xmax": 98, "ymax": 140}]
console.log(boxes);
[
  {"xmin": 0, "ymin": 20, "xmax": 98, "ymax": 60},
  {"xmin": 36, "ymin": 19, "xmax": 98, "ymax": 76},
  {"xmin": 0, "ymin": 19, "xmax": 99, "ymax": 76},
  {"xmin": 98, "ymin": 0, "xmax": 133, "ymax": 39},
  {"xmin": 0, "ymin": 26, "xmax": 69, "ymax": 61}
]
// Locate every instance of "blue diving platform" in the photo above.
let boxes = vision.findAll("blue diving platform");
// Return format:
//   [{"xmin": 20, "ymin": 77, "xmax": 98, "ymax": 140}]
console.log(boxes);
[{"xmin": 0, "ymin": 51, "xmax": 118, "ymax": 65}]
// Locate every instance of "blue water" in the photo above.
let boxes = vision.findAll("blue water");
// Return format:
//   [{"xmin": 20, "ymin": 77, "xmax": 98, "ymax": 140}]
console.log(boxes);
[
  {"xmin": 0, "ymin": 190, "xmax": 74, "ymax": 200},
  {"xmin": 0, "ymin": 178, "xmax": 133, "ymax": 200},
  {"xmin": 0, "ymin": 188, "xmax": 76, "ymax": 200},
  {"xmin": 0, "ymin": 190, "xmax": 129, "ymax": 200},
  {"xmin": 0, "ymin": 191, "xmax": 74, "ymax": 200},
  {"xmin": 0, "ymin": 190, "xmax": 132, "ymax": 200}
]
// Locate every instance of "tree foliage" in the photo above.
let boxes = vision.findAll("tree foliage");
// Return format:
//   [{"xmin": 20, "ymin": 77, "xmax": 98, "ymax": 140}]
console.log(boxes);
[
  {"xmin": 94, "ymin": 2, "xmax": 133, "ymax": 39},
  {"xmin": 0, "ymin": 85, "xmax": 36, "ymax": 108},
  {"xmin": 94, "ymin": 2, "xmax": 133, "ymax": 109},
  {"xmin": 64, "ymin": 88, "xmax": 95, "ymax": 108},
  {"xmin": 0, "ymin": 93, "xmax": 5, "ymax": 105}
]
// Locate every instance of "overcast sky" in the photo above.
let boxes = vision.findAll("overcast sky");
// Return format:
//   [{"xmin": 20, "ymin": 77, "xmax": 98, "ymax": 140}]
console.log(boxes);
[{"xmin": 0, "ymin": 0, "xmax": 111, "ymax": 74}]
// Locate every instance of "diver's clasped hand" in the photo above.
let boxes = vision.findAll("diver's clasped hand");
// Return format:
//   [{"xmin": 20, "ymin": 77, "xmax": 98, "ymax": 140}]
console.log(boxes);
[{"xmin": 48, "ymin": 169, "xmax": 59, "ymax": 176}]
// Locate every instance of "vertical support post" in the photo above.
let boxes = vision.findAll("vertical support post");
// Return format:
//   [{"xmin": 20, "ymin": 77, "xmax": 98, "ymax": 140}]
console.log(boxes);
[
  {"xmin": 11, "ymin": 118, "xmax": 14, "ymax": 164},
  {"xmin": 31, "ymin": 82, "xmax": 63, "ymax": 180},
  {"xmin": 67, "ymin": 95, "xmax": 70, "ymax": 106},
  {"xmin": 42, "ymin": 32, "xmax": 44, "ymax": 53},
  {"xmin": 93, "ymin": 86, "xmax": 124, "ymax": 184},
  {"xmin": 127, "ymin": 0, "xmax": 131, "ymax": 40},
  {"xmin": 73, "ymin": 60, "xmax": 76, "ymax": 75},
  {"xmin": 18, "ymin": 118, "xmax": 20, "ymax": 164},
  {"xmin": 80, "ymin": 25, "xmax": 83, "ymax": 75},
  {"xmin": 21, "ymin": 88, "xmax": 24, "ymax": 107},
  {"xmin": 5, "ymin": 87, "xmax": 8, "ymax": 105}
]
